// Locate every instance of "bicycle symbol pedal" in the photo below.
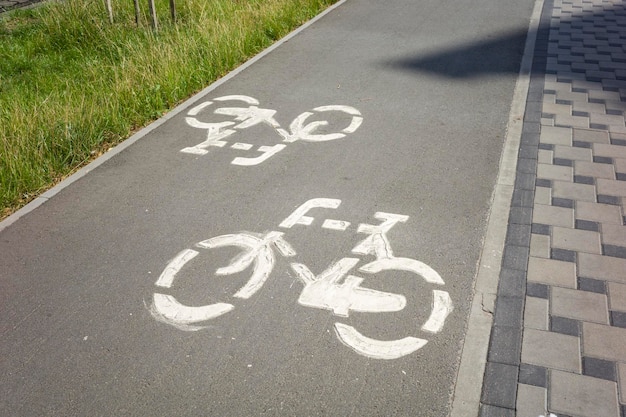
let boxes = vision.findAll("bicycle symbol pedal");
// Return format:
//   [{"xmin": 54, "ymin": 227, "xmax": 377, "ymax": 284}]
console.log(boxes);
[
  {"xmin": 149, "ymin": 198, "xmax": 453, "ymax": 360},
  {"xmin": 179, "ymin": 95, "xmax": 363, "ymax": 166}
]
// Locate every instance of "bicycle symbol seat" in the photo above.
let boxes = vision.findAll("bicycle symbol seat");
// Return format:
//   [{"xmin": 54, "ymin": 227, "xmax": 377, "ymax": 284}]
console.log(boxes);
[
  {"xmin": 180, "ymin": 95, "xmax": 363, "ymax": 166},
  {"xmin": 149, "ymin": 198, "xmax": 453, "ymax": 360}
]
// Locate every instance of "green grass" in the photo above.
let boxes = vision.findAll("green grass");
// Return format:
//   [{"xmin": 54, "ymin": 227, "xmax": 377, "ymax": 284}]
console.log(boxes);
[{"xmin": 0, "ymin": 0, "xmax": 336, "ymax": 218}]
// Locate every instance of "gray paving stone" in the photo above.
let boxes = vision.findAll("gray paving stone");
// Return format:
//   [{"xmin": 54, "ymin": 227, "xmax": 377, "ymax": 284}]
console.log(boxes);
[
  {"xmin": 494, "ymin": 296, "xmax": 524, "ymax": 328},
  {"xmin": 538, "ymin": 163, "xmax": 574, "ymax": 181},
  {"xmin": 527, "ymin": 282, "xmax": 549, "ymax": 299},
  {"xmin": 583, "ymin": 356, "xmax": 617, "ymax": 381},
  {"xmin": 481, "ymin": 362, "xmax": 518, "ymax": 409},
  {"xmin": 506, "ymin": 224, "xmax": 532, "ymax": 247},
  {"xmin": 528, "ymin": 256, "xmax": 577, "ymax": 288},
  {"xmin": 579, "ymin": 253, "xmax": 626, "ymax": 283},
  {"xmin": 610, "ymin": 311, "xmax": 626, "ymax": 329},
  {"xmin": 598, "ymin": 178, "xmax": 626, "ymax": 197},
  {"xmin": 553, "ymin": 180, "xmax": 597, "ymax": 201},
  {"xmin": 576, "ymin": 201, "xmax": 623, "ymax": 224},
  {"xmin": 551, "ymin": 248, "xmax": 577, "ymax": 263},
  {"xmin": 516, "ymin": 384, "xmax": 547, "ymax": 417},
  {"xmin": 534, "ymin": 204, "xmax": 574, "ymax": 227},
  {"xmin": 607, "ymin": 282, "xmax": 626, "ymax": 312},
  {"xmin": 525, "ymin": 296, "xmax": 549, "ymax": 331},
  {"xmin": 577, "ymin": 276, "xmax": 606, "ymax": 294},
  {"xmin": 531, "ymin": 233, "xmax": 551, "ymax": 258},
  {"xmin": 488, "ymin": 325, "xmax": 522, "ymax": 366},
  {"xmin": 574, "ymin": 219, "xmax": 599, "ymax": 231},
  {"xmin": 552, "ymin": 286, "xmax": 609, "ymax": 323},
  {"xmin": 521, "ymin": 328, "xmax": 581, "ymax": 372},
  {"xmin": 583, "ymin": 322, "xmax": 626, "ymax": 362},
  {"xmin": 618, "ymin": 363, "xmax": 626, "ymax": 404},
  {"xmin": 542, "ymin": 126, "xmax": 574, "ymax": 145},
  {"xmin": 498, "ymin": 268, "xmax": 527, "ymax": 298},
  {"xmin": 552, "ymin": 226, "xmax": 602, "ymax": 253},
  {"xmin": 550, "ymin": 315, "xmax": 581, "ymax": 336},
  {"xmin": 550, "ymin": 370, "xmax": 619, "ymax": 417},
  {"xmin": 519, "ymin": 363, "xmax": 548, "ymax": 388}
]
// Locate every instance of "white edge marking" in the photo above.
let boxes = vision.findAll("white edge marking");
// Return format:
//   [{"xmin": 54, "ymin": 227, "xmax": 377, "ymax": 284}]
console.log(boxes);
[
  {"xmin": 0, "ymin": 0, "xmax": 350, "ymax": 233},
  {"xmin": 334, "ymin": 323, "xmax": 428, "ymax": 360},
  {"xmin": 450, "ymin": 0, "xmax": 544, "ymax": 413},
  {"xmin": 421, "ymin": 290, "xmax": 453, "ymax": 333},
  {"xmin": 150, "ymin": 293, "xmax": 234, "ymax": 331},
  {"xmin": 155, "ymin": 249, "xmax": 199, "ymax": 288}
]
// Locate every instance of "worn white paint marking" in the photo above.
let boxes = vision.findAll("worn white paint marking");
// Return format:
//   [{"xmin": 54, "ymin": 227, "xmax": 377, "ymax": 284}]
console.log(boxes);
[
  {"xmin": 322, "ymin": 219, "xmax": 351, "ymax": 231},
  {"xmin": 180, "ymin": 125, "xmax": 234, "ymax": 154},
  {"xmin": 293, "ymin": 259, "xmax": 405, "ymax": 317},
  {"xmin": 334, "ymin": 323, "xmax": 428, "ymax": 360},
  {"xmin": 187, "ymin": 101, "xmax": 214, "ymax": 116},
  {"xmin": 360, "ymin": 258, "xmax": 445, "ymax": 285},
  {"xmin": 421, "ymin": 290, "xmax": 453, "ymax": 333},
  {"xmin": 155, "ymin": 249, "xmax": 199, "ymax": 288},
  {"xmin": 197, "ymin": 231, "xmax": 294, "ymax": 299},
  {"xmin": 215, "ymin": 106, "xmax": 280, "ymax": 130},
  {"xmin": 213, "ymin": 95, "xmax": 259, "ymax": 105},
  {"xmin": 279, "ymin": 198, "xmax": 341, "ymax": 228},
  {"xmin": 352, "ymin": 212, "xmax": 409, "ymax": 258},
  {"xmin": 231, "ymin": 143, "xmax": 253, "ymax": 150},
  {"xmin": 312, "ymin": 105, "xmax": 363, "ymax": 134},
  {"xmin": 150, "ymin": 293, "xmax": 234, "ymax": 331},
  {"xmin": 232, "ymin": 144, "xmax": 286, "ymax": 166}
]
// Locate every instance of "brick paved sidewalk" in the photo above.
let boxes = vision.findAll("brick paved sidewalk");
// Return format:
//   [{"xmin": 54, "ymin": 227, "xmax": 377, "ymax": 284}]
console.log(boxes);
[{"xmin": 480, "ymin": 0, "xmax": 626, "ymax": 415}]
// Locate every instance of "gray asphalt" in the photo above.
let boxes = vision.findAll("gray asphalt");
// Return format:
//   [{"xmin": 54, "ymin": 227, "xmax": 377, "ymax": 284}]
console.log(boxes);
[{"xmin": 0, "ymin": 0, "xmax": 536, "ymax": 415}]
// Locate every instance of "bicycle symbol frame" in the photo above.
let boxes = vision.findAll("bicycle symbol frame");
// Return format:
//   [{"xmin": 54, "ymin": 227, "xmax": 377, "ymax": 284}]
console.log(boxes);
[
  {"xmin": 180, "ymin": 95, "xmax": 363, "ymax": 166},
  {"xmin": 149, "ymin": 198, "xmax": 453, "ymax": 360}
]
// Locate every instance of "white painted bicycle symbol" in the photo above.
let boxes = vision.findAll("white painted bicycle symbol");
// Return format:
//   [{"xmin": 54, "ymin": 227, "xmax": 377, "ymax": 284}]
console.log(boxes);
[
  {"xmin": 180, "ymin": 95, "xmax": 363, "ymax": 166},
  {"xmin": 149, "ymin": 198, "xmax": 453, "ymax": 360}
]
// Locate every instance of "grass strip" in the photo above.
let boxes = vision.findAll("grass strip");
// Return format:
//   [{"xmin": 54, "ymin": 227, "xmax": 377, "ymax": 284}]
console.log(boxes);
[{"xmin": 0, "ymin": 0, "xmax": 337, "ymax": 218}]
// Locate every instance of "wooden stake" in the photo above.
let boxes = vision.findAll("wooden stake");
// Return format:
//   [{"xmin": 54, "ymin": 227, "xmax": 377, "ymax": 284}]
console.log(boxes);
[
  {"xmin": 169, "ymin": 0, "xmax": 176, "ymax": 23},
  {"xmin": 133, "ymin": 0, "xmax": 141, "ymax": 26},
  {"xmin": 105, "ymin": 0, "xmax": 113, "ymax": 23},
  {"xmin": 148, "ymin": 0, "xmax": 158, "ymax": 31}
]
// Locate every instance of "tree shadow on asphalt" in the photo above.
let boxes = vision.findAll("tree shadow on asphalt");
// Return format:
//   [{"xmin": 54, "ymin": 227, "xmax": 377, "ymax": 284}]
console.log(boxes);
[{"xmin": 384, "ymin": 1, "xmax": 626, "ymax": 83}]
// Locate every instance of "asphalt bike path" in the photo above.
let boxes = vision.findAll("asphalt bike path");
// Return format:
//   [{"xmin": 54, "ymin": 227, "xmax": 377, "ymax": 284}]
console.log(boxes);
[{"xmin": 0, "ymin": 0, "xmax": 537, "ymax": 415}]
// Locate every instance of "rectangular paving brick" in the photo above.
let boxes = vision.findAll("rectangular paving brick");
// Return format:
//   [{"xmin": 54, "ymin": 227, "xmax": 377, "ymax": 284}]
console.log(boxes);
[
  {"xmin": 534, "ymin": 187, "xmax": 552, "ymax": 205},
  {"xmin": 579, "ymin": 253, "xmax": 626, "ymax": 283},
  {"xmin": 551, "ymin": 286, "xmax": 609, "ymax": 323},
  {"xmin": 552, "ymin": 226, "xmax": 602, "ymax": 253},
  {"xmin": 530, "ymin": 233, "xmax": 551, "ymax": 258},
  {"xmin": 573, "ymin": 128, "xmax": 610, "ymax": 143},
  {"xmin": 602, "ymin": 225, "xmax": 626, "ymax": 247},
  {"xmin": 608, "ymin": 282, "xmax": 626, "ymax": 312},
  {"xmin": 597, "ymin": 178, "xmax": 626, "ymax": 197},
  {"xmin": 594, "ymin": 143, "xmax": 626, "ymax": 159},
  {"xmin": 537, "ymin": 163, "xmax": 573, "ymax": 181},
  {"xmin": 553, "ymin": 180, "xmax": 597, "ymax": 201},
  {"xmin": 574, "ymin": 160, "xmax": 616, "ymax": 179},
  {"xmin": 541, "ymin": 126, "xmax": 573, "ymax": 145},
  {"xmin": 481, "ymin": 362, "xmax": 518, "ymax": 409},
  {"xmin": 516, "ymin": 384, "xmax": 547, "ymax": 417},
  {"xmin": 550, "ymin": 370, "xmax": 619, "ymax": 417},
  {"xmin": 576, "ymin": 201, "xmax": 623, "ymax": 224},
  {"xmin": 556, "ymin": 114, "xmax": 590, "ymax": 128},
  {"xmin": 538, "ymin": 149, "xmax": 553, "ymax": 164},
  {"xmin": 583, "ymin": 322, "xmax": 626, "ymax": 362},
  {"xmin": 521, "ymin": 328, "xmax": 581, "ymax": 372},
  {"xmin": 524, "ymin": 296, "xmax": 549, "ymax": 330},
  {"xmin": 528, "ymin": 256, "xmax": 576, "ymax": 288},
  {"xmin": 533, "ymin": 204, "xmax": 574, "ymax": 227},
  {"xmin": 554, "ymin": 144, "xmax": 593, "ymax": 161}
]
